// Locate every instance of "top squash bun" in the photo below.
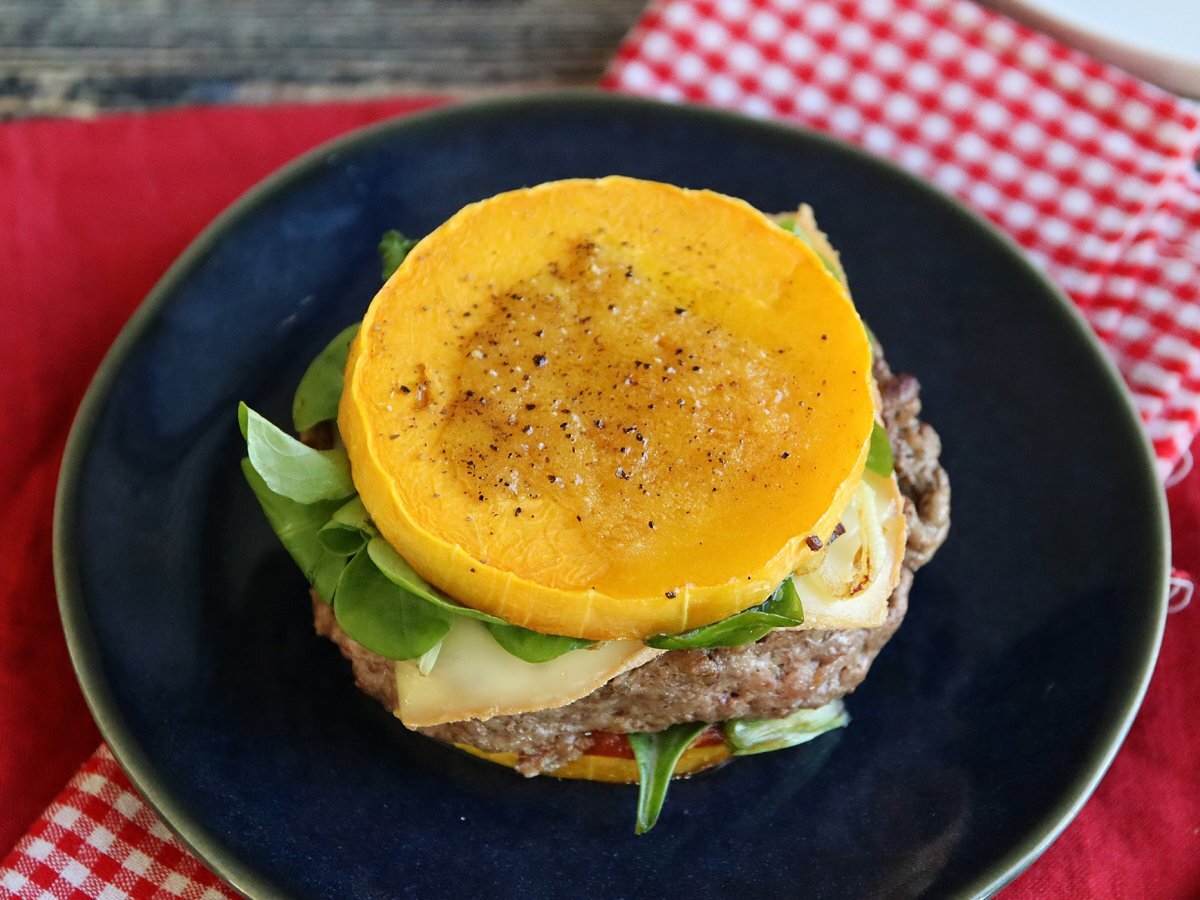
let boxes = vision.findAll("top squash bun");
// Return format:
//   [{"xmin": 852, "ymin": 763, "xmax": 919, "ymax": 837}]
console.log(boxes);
[
  {"xmin": 340, "ymin": 177, "xmax": 875, "ymax": 640},
  {"xmin": 239, "ymin": 176, "xmax": 949, "ymax": 832}
]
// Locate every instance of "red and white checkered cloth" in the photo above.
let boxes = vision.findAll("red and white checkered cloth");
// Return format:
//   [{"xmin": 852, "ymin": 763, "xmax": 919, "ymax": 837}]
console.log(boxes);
[
  {"xmin": 0, "ymin": 747, "xmax": 233, "ymax": 899},
  {"xmin": 5, "ymin": 0, "xmax": 1200, "ymax": 896},
  {"xmin": 606, "ymin": 0, "xmax": 1200, "ymax": 479}
]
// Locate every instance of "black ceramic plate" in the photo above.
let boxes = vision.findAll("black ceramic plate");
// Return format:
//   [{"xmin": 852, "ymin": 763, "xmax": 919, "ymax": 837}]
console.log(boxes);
[{"xmin": 56, "ymin": 93, "xmax": 1168, "ymax": 899}]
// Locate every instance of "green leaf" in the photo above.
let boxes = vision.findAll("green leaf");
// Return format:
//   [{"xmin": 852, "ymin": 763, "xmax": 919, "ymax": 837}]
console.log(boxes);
[
  {"xmin": 240, "ymin": 459, "xmax": 347, "ymax": 602},
  {"xmin": 416, "ymin": 640, "xmax": 443, "ymax": 676},
  {"xmin": 646, "ymin": 577, "xmax": 804, "ymax": 650},
  {"xmin": 628, "ymin": 723, "xmax": 710, "ymax": 834},
  {"xmin": 333, "ymin": 549, "xmax": 453, "ymax": 660},
  {"xmin": 723, "ymin": 700, "xmax": 849, "ymax": 755},
  {"xmin": 778, "ymin": 217, "xmax": 843, "ymax": 284},
  {"xmin": 367, "ymin": 536, "xmax": 591, "ymax": 660},
  {"xmin": 292, "ymin": 323, "xmax": 359, "ymax": 432},
  {"xmin": 379, "ymin": 230, "xmax": 417, "ymax": 280},
  {"xmin": 367, "ymin": 537, "xmax": 504, "ymax": 624},
  {"xmin": 318, "ymin": 496, "xmax": 375, "ymax": 555},
  {"xmin": 240, "ymin": 402, "xmax": 356, "ymax": 504},
  {"xmin": 866, "ymin": 421, "xmax": 893, "ymax": 476},
  {"xmin": 483, "ymin": 622, "xmax": 593, "ymax": 663}
]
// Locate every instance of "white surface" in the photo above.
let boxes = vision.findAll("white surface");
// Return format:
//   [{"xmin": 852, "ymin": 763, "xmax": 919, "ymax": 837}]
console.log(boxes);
[{"xmin": 991, "ymin": 0, "xmax": 1200, "ymax": 96}]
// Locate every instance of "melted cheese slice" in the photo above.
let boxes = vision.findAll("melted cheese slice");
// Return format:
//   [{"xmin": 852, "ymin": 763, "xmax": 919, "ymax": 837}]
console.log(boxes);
[
  {"xmin": 394, "ymin": 618, "xmax": 662, "ymax": 728},
  {"xmin": 793, "ymin": 470, "xmax": 906, "ymax": 630},
  {"xmin": 394, "ymin": 471, "xmax": 905, "ymax": 727}
]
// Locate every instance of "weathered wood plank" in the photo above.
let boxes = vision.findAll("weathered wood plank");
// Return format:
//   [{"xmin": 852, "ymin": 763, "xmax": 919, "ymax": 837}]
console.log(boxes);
[{"xmin": 0, "ymin": 0, "xmax": 646, "ymax": 118}]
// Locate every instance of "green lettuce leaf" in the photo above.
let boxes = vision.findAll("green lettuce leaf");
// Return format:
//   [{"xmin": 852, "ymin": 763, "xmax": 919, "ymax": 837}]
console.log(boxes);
[
  {"xmin": 628, "ymin": 722, "xmax": 710, "ymax": 834},
  {"xmin": 318, "ymin": 496, "xmax": 375, "ymax": 556},
  {"xmin": 483, "ymin": 622, "xmax": 593, "ymax": 663},
  {"xmin": 379, "ymin": 230, "xmax": 417, "ymax": 280},
  {"xmin": 333, "ymin": 549, "xmax": 454, "ymax": 660},
  {"xmin": 239, "ymin": 402, "xmax": 355, "ymax": 503},
  {"xmin": 368, "ymin": 537, "xmax": 592, "ymax": 662},
  {"xmin": 367, "ymin": 536, "xmax": 503, "ymax": 624},
  {"xmin": 866, "ymin": 421, "xmax": 893, "ymax": 476},
  {"xmin": 778, "ymin": 217, "xmax": 844, "ymax": 285},
  {"xmin": 240, "ymin": 459, "xmax": 347, "ymax": 602},
  {"xmin": 292, "ymin": 323, "xmax": 359, "ymax": 432},
  {"xmin": 723, "ymin": 700, "xmax": 849, "ymax": 755},
  {"xmin": 646, "ymin": 577, "xmax": 804, "ymax": 650}
]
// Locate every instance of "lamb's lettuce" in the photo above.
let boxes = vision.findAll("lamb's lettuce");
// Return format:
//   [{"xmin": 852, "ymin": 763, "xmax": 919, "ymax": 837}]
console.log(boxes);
[
  {"xmin": 777, "ymin": 216, "xmax": 843, "ymax": 284},
  {"xmin": 239, "ymin": 402, "xmax": 354, "ymax": 503},
  {"xmin": 318, "ymin": 497, "xmax": 374, "ymax": 556},
  {"xmin": 366, "ymin": 536, "xmax": 497, "ymax": 621},
  {"xmin": 240, "ymin": 460, "xmax": 347, "ymax": 603},
  {"xmin": 866, "ymin": 422, "xmax": 894, "ymax": 476},
  {"xmin": 292, "ymin": 323, "xmax": 359, "ymax": 432},
  {"xmin": 646, "ymin": 578, "xmax": 804, "ymax": 650},
  {"xmin": 723, "ymin": 700, "xmax": 849, "ymax": 755},
  {"xmin": 368, "ymin": 537, "xmax": 594, "ymax": 661},
  {"xmin": 483, "ymin": 622, "xmax": 593, "ymax": 663},
  {"xmin": 627, "ymin": 722, "xmax": 710, "ymax": 835},
  {"xmin": 379, "ymin": 230, "xmax": 417, "ymax": 280},
  {"xmin": 333, "ymin": 549, "xmax": 453, "ymax": 660}
]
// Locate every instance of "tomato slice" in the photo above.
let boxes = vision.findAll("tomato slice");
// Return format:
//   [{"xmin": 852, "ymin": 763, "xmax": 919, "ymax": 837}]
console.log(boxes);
[{"xmin": 587, "ymin": 725, "xmax": 725, "ymax": 759}]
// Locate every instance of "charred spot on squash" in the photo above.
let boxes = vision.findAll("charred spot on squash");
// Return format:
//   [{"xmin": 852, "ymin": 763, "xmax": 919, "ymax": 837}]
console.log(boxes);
[{"xmin": 340, "ymin": 177, "xmax": 874, "ymax": 640}]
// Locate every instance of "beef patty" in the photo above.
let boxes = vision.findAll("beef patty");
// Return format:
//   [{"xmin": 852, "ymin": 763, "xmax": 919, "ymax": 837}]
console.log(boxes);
[{"xmin": 312, "ymin": 343, "xmax": 950, "ymax": 775}]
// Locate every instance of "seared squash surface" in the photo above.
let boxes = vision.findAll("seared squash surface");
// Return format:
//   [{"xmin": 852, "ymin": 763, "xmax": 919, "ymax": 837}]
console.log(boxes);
[{"xmin": 340, "ymin": 177, "xmax": 873, "ymax": 640}]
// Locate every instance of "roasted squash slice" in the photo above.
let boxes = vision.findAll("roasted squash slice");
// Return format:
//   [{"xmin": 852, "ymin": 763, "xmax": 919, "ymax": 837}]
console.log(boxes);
[
  {"xmin": 339, "ymin": 177, "xmax": 874, "ymax": 640},
  {"xmin": 453, "ymin": 741, "xmax": 730, "ymax": 784}
]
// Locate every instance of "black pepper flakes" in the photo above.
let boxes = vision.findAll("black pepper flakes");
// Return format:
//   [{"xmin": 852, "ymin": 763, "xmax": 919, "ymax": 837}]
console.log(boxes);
[
  {"xmin": 665, "ymin": 590, "xmax": 677, "ymax": 599},
  {"xmin": 533, "ymin": 354, "xmax": 548, "ymax": 367},
  {"xmin": 805, "ymin": 535, "xmax": 823, "ymax": 551}
]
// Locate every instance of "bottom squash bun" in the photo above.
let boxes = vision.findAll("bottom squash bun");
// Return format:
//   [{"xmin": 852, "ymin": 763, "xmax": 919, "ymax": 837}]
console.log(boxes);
[{"xmin": 453, "ymin": 737, "xmax": 733, "ymax": 784}]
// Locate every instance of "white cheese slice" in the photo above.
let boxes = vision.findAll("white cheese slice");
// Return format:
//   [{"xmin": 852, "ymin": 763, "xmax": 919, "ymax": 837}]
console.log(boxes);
[
  {"xmin": 394, "ymin": 619, "xmax": 662, "ymax": 728},
  {"xmin": 393, "ymin": 471, "xmax": 904, "ymax": 727},
  {"xmin": 792, "ymin": 470, "xmax": 906, "ymax": 630}
]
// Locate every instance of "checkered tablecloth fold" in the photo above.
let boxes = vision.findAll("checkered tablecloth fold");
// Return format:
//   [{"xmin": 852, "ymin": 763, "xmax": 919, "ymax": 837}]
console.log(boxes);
[
  {"xmin": 0, "ymin": 747, "xmax": 235, "ymax": 900},
  {"xmin": 603, "ymin": 0, "xmax": 1200, "ymax": 475}
]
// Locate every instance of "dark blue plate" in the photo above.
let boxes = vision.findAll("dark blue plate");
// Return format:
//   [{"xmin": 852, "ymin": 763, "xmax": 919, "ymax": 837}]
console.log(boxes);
[{"xmin": 56, "ymin": 93, "xmax": 1168, "ymax": 899}]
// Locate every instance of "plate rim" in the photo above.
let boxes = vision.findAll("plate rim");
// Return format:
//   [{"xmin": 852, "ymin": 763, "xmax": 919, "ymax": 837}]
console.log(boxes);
[{"xmin": 53, "ymin": 89, "xmax": 1170, "ymax": 900}]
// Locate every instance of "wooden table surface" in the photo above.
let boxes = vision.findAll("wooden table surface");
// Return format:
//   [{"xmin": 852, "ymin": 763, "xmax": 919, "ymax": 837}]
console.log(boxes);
[{"xmin": 0, "ymin": 0, "xmax": 646, "ymax": 119}]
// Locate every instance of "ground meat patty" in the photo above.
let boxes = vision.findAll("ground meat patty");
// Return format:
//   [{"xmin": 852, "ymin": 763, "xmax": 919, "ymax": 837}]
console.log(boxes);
[{"xmin": 312, "ymin": 344, "xmax": 950, "ymax": 776}]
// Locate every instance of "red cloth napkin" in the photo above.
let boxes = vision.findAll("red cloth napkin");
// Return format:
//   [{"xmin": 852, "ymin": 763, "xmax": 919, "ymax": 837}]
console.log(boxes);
[
  {"xmin": 3, "ymin": 0, "xmax": 1200, "ymax": 894},
  {"xmin": 0, "ymin": 98, "xmax": 443, "ymax": 896}
]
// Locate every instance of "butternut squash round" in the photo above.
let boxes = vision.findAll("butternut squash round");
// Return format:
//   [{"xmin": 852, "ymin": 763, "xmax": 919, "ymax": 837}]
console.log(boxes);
[
  {"xmin": 339, "ymin": 177, "xmax": 873, "ymax": 640},
  {"xmin": 453, "ymin": 741, "xmax": 731, "ymax": 784}
]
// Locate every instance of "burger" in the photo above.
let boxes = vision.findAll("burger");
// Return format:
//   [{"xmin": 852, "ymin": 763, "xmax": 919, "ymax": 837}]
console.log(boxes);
[{"xmin": 238, "ymin": 177, "xmax": 949, "ymax": 832}]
